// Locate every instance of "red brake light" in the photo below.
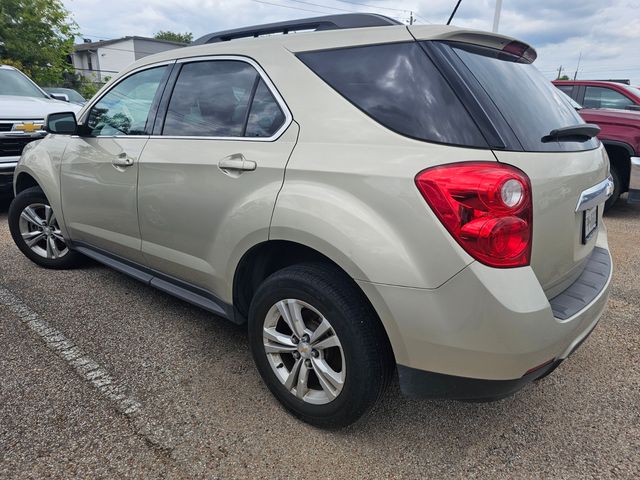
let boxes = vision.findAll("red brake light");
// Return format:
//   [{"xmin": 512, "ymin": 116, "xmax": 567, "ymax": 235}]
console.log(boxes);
[{"xmin": 415, "ymin": 162, "xmax": 532, "ymax": 268}]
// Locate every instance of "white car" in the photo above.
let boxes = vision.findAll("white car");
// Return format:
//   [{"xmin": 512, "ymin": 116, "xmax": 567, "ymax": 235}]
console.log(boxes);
[{"xmin": 0, "ymin": 65, "xmax": 82, "ymax": 196}]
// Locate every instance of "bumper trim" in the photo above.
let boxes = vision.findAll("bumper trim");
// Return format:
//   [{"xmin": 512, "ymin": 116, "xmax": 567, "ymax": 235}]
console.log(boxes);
[
  {"xmin": 629, "ymin": 156, "xmax": 640, "ymax": 204},
  {"xmin": 397, "ymin": 360, "xmax": 560, "ymax": 401}
]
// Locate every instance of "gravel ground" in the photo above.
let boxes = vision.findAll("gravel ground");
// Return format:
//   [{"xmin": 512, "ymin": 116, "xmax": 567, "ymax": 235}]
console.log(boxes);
[{"xmin": 0, "ymin": 196, "xmax": 639, "ymax": 479}]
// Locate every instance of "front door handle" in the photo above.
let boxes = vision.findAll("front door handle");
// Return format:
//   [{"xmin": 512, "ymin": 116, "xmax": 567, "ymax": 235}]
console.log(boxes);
[
  {"xmin": 112, "ymin": 152, "xmax": 134, "ymax": 168},
  {"xmin": 218, "ymin": 154, "xmax": 256, "ymax": 173}
]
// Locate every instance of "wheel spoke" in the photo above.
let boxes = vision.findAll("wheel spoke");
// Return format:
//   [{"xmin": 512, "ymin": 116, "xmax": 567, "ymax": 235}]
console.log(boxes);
[
  {"xmin": 284, "ymin": 357, "xmax": 303, "ymax": 391},
  {"xmin": 24, "ymin": 231, "xmax": 45, "ymax": 247},
  {"xmin": 309, "ymin": 318, "xmax": 332, "ymax": 344},
  {"xmin": 46, "ymin": 236, "xmax": 61, "ymax": 259},
  {"xmin": 276, "ymin": 300, "xmax": 306, "ymax": 338},
  {"xmin": 311, "ymin": 357, "xmax": 344, "ymax": 399},
  {"xmin": 21, "ymin": 207, "xmax": 44, "ymax": 227},
  {"xmin": 263, "ymin": 327, "xmax": 297, "ymax": 354},
  {"xmin": 296, "ymin": 362, "xmax": 310, "ymax": 399},
  {"xmin": 44, "ymin": 205, "xmax": 53, "ymax": 225},
  {"xmin": 52, "ymin": 230, "xmax": 65, "ymax": 242},
  {"xmin": 312, "ymin": 333, "xmax": 340, "ymax": 351}
]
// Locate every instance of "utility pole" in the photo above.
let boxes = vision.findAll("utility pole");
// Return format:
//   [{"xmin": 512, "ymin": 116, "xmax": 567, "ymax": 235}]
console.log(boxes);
[
  {"xmin": 492, "ymin": 0, "xmax": 503, "ymax": 32},
  {"xmin": 573, "ymin": 52, "xmax": 582, "ymax": 80},
  {"xmin": 409, "ymin": 11, "xmax": 414, "ymax": 25},
  {"xmin": 557, "ymin": 65, "xmax": 563, "ymax": 80}
]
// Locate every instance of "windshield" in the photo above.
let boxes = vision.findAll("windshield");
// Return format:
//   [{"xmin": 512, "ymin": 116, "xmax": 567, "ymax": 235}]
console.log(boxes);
[
  {"xmin": 0, "ymin": 69, "xmax": 47, "ymax": 98},
  {"xmin": 447, "ymin": 42, "xmax": 598, "ymax": 152}
]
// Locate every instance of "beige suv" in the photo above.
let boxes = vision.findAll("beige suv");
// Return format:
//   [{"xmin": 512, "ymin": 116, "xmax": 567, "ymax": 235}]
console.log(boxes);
[{"xmin": 8, "ymin": 14, "xmax": 614, "ymax": 428}]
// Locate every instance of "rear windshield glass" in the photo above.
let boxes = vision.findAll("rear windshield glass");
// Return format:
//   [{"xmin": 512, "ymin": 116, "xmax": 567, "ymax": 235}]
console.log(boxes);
[
  {"xmin": 449, "ymin": 43, "xmax": 598, "ymax": 152},
  {"xmin": 297, "ymin": 43, "xmax": 488, "ymax": 148}
]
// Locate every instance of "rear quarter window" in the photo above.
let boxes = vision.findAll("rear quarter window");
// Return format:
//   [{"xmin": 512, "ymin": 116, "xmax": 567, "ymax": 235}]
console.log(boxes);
[{"xmin": 297, "ymin": 42, "xmax": 488, "ymax": 148}]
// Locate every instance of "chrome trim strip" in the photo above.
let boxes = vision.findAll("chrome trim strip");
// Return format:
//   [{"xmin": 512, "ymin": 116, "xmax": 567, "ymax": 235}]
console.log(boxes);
[
  {"xmin": 575, "ymin": 176, "xmax": 614, "ymax": 212},
  {"xmin": 0, "ymin": 161, "xmax": 18, "ymax": 171},
  {"xmin": 629, "ymin": 156, "xmax": 640, "ymax": 191}
]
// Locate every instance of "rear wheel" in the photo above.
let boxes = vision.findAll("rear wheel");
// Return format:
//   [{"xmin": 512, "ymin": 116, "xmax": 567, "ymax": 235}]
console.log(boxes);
[
  {"xmin": 248, "ymin": 263, "xmax": 393, "ymax": 428},
  {"xmin": 8, "ymin": 187, "xmax": 83, "ymax": 269}
]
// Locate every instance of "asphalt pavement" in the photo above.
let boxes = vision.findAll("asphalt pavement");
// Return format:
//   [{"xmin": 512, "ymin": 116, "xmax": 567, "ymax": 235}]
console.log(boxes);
[{"xmin": 1, "ymin": 196, "xmax": 639, "ymax": 479}]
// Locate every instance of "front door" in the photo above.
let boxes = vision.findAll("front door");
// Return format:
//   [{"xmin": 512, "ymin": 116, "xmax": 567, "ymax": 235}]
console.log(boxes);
[
  {"xmin": 137, "ymin": 58, "xmax": 297, "ymax": 300},
  {"xmin": 60, "ymin": 65, "xmax": 170, "ymax": 262}
]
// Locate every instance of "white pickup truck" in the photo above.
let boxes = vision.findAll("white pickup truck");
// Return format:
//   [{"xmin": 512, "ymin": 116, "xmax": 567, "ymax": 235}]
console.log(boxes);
[{"xmin": 0, "ymin": 65, "xmax": 82, "ymax": 196}]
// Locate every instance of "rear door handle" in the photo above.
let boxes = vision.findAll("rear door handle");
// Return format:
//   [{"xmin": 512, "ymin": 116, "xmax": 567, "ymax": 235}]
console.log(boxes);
[
  {"xmin": 112, "ymin": 152, "xmax": 134, "ymax": 168},
  {"xmin": 218, "ymin": 154, "xmax": 256, "ymax": 173}
]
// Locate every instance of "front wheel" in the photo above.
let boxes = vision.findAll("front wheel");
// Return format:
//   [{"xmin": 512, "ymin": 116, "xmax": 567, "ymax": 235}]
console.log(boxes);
[{"xmin": 8, "ymin": 187, "xmax": 83, "ymax": 269}]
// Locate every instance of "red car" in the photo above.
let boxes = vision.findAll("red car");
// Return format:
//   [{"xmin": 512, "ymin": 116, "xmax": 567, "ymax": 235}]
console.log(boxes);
[
  {"xmin": 554, "ymin": 80, "xmax": 640, "ymax": 112},
  {"xmin": 556, "ymin": 90, "xmax": 640, "ymax": 208}
]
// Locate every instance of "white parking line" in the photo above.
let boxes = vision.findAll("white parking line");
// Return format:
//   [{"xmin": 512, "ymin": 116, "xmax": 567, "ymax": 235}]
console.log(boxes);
[{"xmin": 0, "ymin": 286, "xmax": 141, "ymax": 415}]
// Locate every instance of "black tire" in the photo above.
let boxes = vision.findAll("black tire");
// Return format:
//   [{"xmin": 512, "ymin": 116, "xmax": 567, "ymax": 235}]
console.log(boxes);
[
  {"xmin": 604, "ymin": 165, "xmax": 621, "ymax": 211},
  {"xmin": 8, "ymin": 186, "xmax": 83, "ymax": 269},
  {"xmin": 248, "ymin": 262, "xmax": 393, "ymax": 428}
]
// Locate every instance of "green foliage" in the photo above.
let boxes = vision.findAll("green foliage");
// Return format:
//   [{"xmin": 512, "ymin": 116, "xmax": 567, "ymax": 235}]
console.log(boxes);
[
  {"xmin": 0, "ymin": 0, "xmax": 77, "ymax": 86},
  {"xmin": 558, "ymin": 75, "xmax": 570, "ymax": 80},
  {"xmin": 154, "ymin": 31, "xmax": 193, "ymax": 44}
]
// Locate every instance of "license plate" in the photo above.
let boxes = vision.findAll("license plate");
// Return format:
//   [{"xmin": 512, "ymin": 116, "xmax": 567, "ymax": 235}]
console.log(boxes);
[{"xmin": 582, "ymin": 205, "xmax": 598, "ymax": 243}]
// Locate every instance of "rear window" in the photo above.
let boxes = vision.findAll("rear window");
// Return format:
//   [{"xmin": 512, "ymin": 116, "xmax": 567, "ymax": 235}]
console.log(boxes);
[
  {"xmin": 449, "ymin": 43, "xmax": 598, "ymax": 152},
  {"xmin": 297, "ymin": 43, "xmax": 488, "ymax": 148}
]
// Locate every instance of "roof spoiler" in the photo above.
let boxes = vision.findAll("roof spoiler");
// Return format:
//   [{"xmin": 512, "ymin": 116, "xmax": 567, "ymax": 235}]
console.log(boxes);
[{"xmin": 192, "ymin": 13, "xmax": 402, "ymax": 45}]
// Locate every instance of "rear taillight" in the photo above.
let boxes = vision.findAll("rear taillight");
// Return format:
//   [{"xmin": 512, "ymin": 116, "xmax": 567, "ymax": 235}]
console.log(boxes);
[{"xmin": 415, "ymin": 162, "xmax": 532, "ymax": 268}]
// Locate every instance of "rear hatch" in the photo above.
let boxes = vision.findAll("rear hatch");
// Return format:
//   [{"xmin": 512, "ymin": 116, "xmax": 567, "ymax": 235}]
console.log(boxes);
[{"xmin": 409, "ymin": 28, "xmax": 609, "ymax": 296}]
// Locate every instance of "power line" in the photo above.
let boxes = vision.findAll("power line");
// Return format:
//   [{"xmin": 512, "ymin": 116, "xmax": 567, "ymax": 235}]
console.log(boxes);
[
  {"xmin": 331, "ymin": 0, "xmax": 410, "ymax": 13},
  {"xmin": 279, "ymin": 0, "xmax": 360, "ymax": 14},
  {"xmin": 250, "ymin": 0, "xmax": 335, "ymax": 15}
]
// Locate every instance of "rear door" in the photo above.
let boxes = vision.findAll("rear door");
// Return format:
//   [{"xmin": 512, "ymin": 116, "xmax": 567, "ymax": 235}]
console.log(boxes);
[
  {"xmin": 61, "ymin": 65, "xmax": 171, "ymax": 262},
  {"xmin": 137, "ymin": 57, "xmax": 297, "ymax": 297}
]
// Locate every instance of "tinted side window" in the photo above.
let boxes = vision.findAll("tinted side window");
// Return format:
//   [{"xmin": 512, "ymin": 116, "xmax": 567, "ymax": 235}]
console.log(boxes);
[
  {"xmin": 298, "ymin": 43, "xmax": 488, "ymax": 148},
  {"xmin": 163, "ymin": 61, "xmax": 258, "ymax": 137},
  {"xmin": 87, "ymin": 66, "xmax": 167, "ymax": 136},
  {"xmin": 583, "ymin": 86, "xmax": 633, "ymax": 109},
  {"xmin": 246, "ymin": 80, "xmax": 285, "ymax": 137},
  {"xmin": 556, "ymin": 85, "xmax": 574, "ymax": 97}
]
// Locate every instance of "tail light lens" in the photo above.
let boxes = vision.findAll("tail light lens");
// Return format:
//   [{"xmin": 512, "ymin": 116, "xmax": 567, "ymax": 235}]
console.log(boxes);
[{"xmin": 415, "ymin": 162, "xmax": 532, "ymax": 268}]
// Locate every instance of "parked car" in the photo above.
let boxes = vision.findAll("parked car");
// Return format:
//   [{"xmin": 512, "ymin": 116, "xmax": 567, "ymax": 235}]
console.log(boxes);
[
  {"xmin": 554, "ymin": 80, "xmax": 640, "ymax": 111},
  {"xmin": 556, "ymin": 89, "xmax": 640, "ymax": 207},
  {"xmin": 9, "ymin": 14, "xmax": 613, "ymax": 428},
  {"xmin": 42, "ymin": 87, "xmax": 87, "ymax": 106},
  {"xmin": 0, "ymin": 65, "xmax": 82, "ymax": 197}
]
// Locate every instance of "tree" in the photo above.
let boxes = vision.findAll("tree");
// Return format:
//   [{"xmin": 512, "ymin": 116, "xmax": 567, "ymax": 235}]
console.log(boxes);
[
  {"xmin": 558, "ymin": 75, "xmax": 570, "ymax": 81},
  {"xmin": 154, "ymin": 31, "xmax": 193, "ymax": 44},
  {"xmin": 0, "ymin": 0, "xmax": 77, "ymax": 86}
]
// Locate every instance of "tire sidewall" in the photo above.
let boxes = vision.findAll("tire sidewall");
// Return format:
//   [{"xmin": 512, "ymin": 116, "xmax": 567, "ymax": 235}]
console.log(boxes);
[
  {"xmin": 248, "ymin": 272, "xmax": 376, "ymax": 424},
  {"xmin": 8, "ymin": 188, "xmax": 78, "ymax": 269}
]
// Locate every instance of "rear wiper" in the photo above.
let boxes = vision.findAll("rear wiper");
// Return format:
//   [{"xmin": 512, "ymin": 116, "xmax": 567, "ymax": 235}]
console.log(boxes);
[{"xmin": 541, "ymin": 124, "xmax": 600, "ymax": 143}]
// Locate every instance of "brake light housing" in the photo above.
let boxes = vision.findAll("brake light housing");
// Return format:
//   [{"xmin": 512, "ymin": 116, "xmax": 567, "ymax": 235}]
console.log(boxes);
[{"xmin": 415, "ymin": 162, "xmax": 532, "ymax": 268}]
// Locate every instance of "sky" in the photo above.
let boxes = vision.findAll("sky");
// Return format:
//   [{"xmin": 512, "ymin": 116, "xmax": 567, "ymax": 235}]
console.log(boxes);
[{"xmin": 61, "ymin": 0, "xmax": 640, "ymax": 84}]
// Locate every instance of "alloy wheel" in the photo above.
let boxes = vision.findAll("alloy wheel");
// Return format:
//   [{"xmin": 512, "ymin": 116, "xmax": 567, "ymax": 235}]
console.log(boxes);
[
  {"xmin": 18, "ymin": 203, "xmax": 69, "ymax": 259},
  {"xmin": 263, "ymin": 299, "xmax": 346, "ymax": 405}
]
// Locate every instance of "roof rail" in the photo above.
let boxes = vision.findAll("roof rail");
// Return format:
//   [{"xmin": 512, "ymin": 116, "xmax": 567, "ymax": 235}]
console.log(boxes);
[{"xmin": 192, "ymin": 13, "xmax": 402, "ymax": 45}]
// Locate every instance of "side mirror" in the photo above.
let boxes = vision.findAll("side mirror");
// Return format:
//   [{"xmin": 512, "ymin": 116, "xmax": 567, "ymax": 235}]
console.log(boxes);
[
  {"xmin": 49, "ymin": 93, "xmax": 70, "ymax": 102},
  {"xmin": 625, "ymin": 105, "xmax": 640, "ymax": 111},
  {"xmin": 45, "ymin": 112, "xmax": 78, "ymax": 135}
]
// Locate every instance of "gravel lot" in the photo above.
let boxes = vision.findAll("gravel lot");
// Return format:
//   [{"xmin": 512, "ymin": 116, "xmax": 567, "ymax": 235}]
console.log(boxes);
[{"xmin": 1, "ymin": 195, "xmax": 639, "ymax": 479}]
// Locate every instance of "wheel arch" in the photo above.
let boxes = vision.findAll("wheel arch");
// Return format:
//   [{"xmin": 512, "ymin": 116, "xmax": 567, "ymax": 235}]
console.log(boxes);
[
  {"xmin": 602, "ymin": 140, "xmax": 633, "ymax": 192},
  {"xmin": 232, "ymin": 239, "xmax": 400, "ymax": 363},
  {"xmin": 14, "ymin": 171, "xmax": 41, "ymax": 195}
]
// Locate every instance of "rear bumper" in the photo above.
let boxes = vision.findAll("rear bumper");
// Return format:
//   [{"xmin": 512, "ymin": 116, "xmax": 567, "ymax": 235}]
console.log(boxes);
[
  {"xmin": 358, "ymin": 229, "xmax": 612, "ymax": 400},
  {"xmin": 0, "ymin": 157, "xmax": 18, "ymax": 195},
  {"xmin": 628, "ymin": 156, "xmax": 640, "ymax": 204}
]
